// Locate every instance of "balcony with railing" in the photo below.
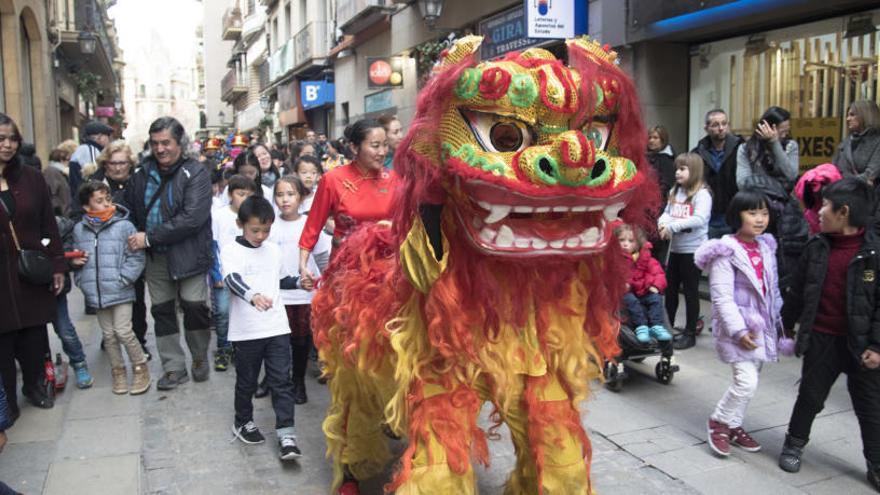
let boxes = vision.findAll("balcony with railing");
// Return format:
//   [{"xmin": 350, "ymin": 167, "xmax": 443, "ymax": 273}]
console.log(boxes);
[
  {"xmin": 268, "ymin": 38, "xmax": 294, "ymax": 84},
  {"xmin": 293, "ymin": 21, "xmax": 332, "ymax": 72},
  {"xmin": 221, "ymin": 69, "xmax": 247, "ymax": 101},
  {"xmin": 337, "ymin": 0, "xmax": 395, "ymax": 34},
  {"xmin": 222, "ymin": 7, "xmax": 242, "ymax": 41},
  {"xmin": 242, "ymin": 6, "xmax": 267, "ymax": 42}
]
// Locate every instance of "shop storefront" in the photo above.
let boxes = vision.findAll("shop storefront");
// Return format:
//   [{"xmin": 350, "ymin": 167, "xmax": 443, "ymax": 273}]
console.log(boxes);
[{"xmin": 686, "ymin": 9, "xmax": 879, "ymax": 170}]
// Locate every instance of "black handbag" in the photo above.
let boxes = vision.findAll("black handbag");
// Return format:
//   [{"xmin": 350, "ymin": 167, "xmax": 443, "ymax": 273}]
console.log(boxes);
[{"xmin": 0, "ymin": 197, "xmax": 54, "ymax": 285}]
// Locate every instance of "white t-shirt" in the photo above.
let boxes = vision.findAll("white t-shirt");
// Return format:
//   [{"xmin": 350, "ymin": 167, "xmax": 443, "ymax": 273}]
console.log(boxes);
[
  {"xmin": 221, "ymin": 240, "xmax": 290, "ymax": 341},
  {"xmin": 269, "ymin": 215, "xmax": 332, "ymax": 305},
  {"xmin": 299, "ymin": 192, "xmax": 315, "ymax": 214},
  {"xmin": 212, "ymin": 206, "xmax": 241, "ymax": 252}
]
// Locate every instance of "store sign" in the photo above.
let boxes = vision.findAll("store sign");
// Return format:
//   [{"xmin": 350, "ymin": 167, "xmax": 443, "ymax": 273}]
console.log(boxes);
[
  {"xmin": 367, "ymin": 57, "xmax": 404, "ymax": 89},
  {"xmin": 300, "ymin": 81, "xmax": 334, "ymax": 110},
  {"xmin": 524, "ymin": 0, "xmax": 587, "ymax": 39},
  {"xmin": 791, "ymin": 118, "xmax": 842, "ymax": 172},
  {"xmin": 479, "ymin": 6, "xmax": 543, "ymax": 60},
  {"xmin": 364, "ymin": 89, "xmax": 393, "ymax": 114},
  {"xmin": 95, "ymin": 106, "xmax": 115, "ymax": 118}
]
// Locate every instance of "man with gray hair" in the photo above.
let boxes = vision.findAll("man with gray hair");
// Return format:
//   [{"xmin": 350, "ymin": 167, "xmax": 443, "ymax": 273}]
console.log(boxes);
[{"xmin": 123, "ymin": 117, "xmax": 213, "ymax": 390}]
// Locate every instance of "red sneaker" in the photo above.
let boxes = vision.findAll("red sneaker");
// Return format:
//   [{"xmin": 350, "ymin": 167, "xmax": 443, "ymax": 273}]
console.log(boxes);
[
  {"xmin": 708, "ymin": 419, "xmax": 731, "ymax": 457},
  {"xmin": 729, "ymin": 427, "xmax": 762, "ymax": 452},
  {"xmin": 339, "ymin": 481, "xmax": 360, "ymax": 495}
]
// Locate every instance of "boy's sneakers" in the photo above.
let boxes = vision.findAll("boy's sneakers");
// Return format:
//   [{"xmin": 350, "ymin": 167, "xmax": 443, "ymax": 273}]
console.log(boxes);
[
  {"xmin": 232, "ymin": 421, "xmax": 265, "ymax": 444},
  {"xmin": 141, "ymin": 343, "xmax": 152, "ymax": 362},
  {"xmin": 779, "ymin": 433, "xmax": 808, "ymax": 473},
  {"xmin": 279, "ymin": 435, "xmax": 302, "ymax": 460},
  {"xmin": 634, "ymin": 325, "xmax": 651, "ymax": 344},
  {"xmin": 729, "ymin": 426, "xmax": 761, "ymax": 452},
  {"xmin": 649, "ymin": 325, "xmax": 672, "ymax": 342},
  {"xmin": 214, "ymin": 349, "xmax": 230, "ymax": 372},
  {"xmin": 72, "ymin": 362, "xmax": 94, "ymax": 389},
  {"xmin": 708, "ymin": 419, "xmax": 731, "ymax": 457}
]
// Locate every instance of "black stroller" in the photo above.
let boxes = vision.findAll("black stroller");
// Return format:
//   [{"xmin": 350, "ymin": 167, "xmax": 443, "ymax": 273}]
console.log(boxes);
[{"xmin": 603, "ymin": 322, "xmax": 678, "ymax": 391}]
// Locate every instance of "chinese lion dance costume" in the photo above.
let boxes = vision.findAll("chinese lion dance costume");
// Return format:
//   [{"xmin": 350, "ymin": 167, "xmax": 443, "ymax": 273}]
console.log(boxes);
[{"xmin": 313, "ymin": 36, "xmax": 658, "ymax": 494}]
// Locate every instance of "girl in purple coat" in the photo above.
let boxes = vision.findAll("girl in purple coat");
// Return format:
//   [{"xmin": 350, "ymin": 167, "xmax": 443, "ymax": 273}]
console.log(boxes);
[{"xmin": 695, "ymin": 191, "xmax": 784, "ymax": 458}]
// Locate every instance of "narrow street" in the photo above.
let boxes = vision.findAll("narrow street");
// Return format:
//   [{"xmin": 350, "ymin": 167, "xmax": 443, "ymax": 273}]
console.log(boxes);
[{"xmin": 0, "ymin": 289, "xmax": 868, "ymax": 494}]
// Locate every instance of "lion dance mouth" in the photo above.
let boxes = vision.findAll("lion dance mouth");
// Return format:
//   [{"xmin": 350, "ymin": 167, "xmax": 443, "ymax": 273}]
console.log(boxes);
[{"xmin": 312, "ymin": 35, "xmax": 657, "ymax": 495}]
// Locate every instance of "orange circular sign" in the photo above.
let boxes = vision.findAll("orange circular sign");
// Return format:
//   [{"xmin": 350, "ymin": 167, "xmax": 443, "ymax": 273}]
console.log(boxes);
[{"xmin": 369, "ymin": 60, "xmax": 393, "ymax": 85}]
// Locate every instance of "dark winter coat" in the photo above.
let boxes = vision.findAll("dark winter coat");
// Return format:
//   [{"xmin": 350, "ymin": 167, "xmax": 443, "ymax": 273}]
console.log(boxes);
[
  {"xmin": 693, "ymin": 134, "xmax": 744, "ymax": 217},
  {"xmin": 834, "ymin": 127, "xmax": 880, "ymax": 183},
  {"xmin": 625, "ymin": 243, "xmax": 667, "ymax": 297},
  {"xmin": 782, "ymin": 230, "xmax": 880, "ymax": 362},
  {"xmin": 122, "ymin": 155, "xmax": 212, "ymax": 280},
  {"xmin": 0, "ymin": 160, "xmax": 65, "ymax": 333},
  {"xmin": 73, "ymin": 206, "xmax": 145, "ymax": 309},
  {"xmin": 647, "ymin": 145, "xmax": 675, "ymax": 205}
]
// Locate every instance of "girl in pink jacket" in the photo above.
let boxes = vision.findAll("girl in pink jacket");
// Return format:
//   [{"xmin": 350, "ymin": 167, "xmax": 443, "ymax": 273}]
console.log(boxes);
[{"xmin": 695, "ymin": 190, "xmax": 786, "ymax": 458}]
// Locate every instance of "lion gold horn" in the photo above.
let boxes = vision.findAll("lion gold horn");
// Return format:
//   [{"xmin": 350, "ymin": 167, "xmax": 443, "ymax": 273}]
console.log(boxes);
[{"xmin": 432, "ymin": 35, "xmax": 483, "ymax": 74}]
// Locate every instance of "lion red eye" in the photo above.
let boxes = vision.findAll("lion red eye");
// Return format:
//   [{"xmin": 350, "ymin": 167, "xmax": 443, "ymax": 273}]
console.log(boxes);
[{"xmin": 490, "ymin": 122, "xmax": 524, "ymax": 152}]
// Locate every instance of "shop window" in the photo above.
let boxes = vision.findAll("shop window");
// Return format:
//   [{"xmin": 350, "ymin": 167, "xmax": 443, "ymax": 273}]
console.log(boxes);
[
  {"xmin": 341, "ymin": 101, "xmax": 349, "ymax": 126},
  {"xmin": 688, "ymin": 10, "xmax": 880, "ymax": 170}
]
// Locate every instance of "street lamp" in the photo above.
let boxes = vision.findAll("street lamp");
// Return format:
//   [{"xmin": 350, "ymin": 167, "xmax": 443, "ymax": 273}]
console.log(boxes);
[
  {"xmin": 78, "ymin": 30, "xmax": 97, "ymax": 55},
  {"xmin": 417, "ymin": 0, "xmax": 444, "ymax": 29},
  {"xmin": 218, "ymin": 110, "xmax": 226, "ymax": 124}
]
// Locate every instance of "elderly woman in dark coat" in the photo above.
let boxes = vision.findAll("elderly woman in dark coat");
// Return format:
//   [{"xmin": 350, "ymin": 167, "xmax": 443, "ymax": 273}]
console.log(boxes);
[{"xmin": 0, "ymin": 113, "xmax": 65, "ymax": 415}]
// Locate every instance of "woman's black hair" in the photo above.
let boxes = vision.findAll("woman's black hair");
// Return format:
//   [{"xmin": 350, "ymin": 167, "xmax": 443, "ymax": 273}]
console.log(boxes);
[
  {"xmin": 822, "ymin": 177, "xmax": 874, "ymax": 228},
  {"xmin": 746, "ymin": 106, "xmax": 792, "ymax": 173},
  {"xmin": 294, "ymin": 154, "xmax": 324, "ymax": 175},
  {"xmin": 725, "ymin": 190, "xmax": 770, "ymax": 231},
  {"xmin": 343, "ymin": 118, "xmax": 383, "ymax": 148},
  {"xmin": 0, "ymin": 113, "xmax": 23, "ymax": 173}
]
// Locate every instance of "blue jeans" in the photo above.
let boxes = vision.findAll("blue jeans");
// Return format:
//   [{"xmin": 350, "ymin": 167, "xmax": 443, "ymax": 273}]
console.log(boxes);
[
  {"xmin": 52, "ymin": 293, "xmax": 86, "ymax": 365},
  {"xmin": 233, "ymin": 334, "xmax": 295, "ymax": 436},
  {"xmin": 212, "ymin": 286, "xmax": 231, "ymax": 350},
  {"xmin": 623, "ymin": 292, "xmax": 665, "ymax": 328}
]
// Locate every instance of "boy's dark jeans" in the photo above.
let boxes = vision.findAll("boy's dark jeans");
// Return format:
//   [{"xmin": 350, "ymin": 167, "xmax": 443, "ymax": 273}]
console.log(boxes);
[
  {"xmin": 788, "ymin": 332, "xmax": 880, "ymax": 463},
  {"xmin": 623, "ymin": 292, "xmax": 665, "ymax": 327},
  {"xmin": 233, "ymin": 334, "xmax": 295, "ymax": 435}
]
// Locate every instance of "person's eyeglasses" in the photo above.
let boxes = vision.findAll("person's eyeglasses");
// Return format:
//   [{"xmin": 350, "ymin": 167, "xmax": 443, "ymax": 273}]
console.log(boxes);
[{"xmin": 107, "ymin": 161, "xmax": 130, "ymax": 167}]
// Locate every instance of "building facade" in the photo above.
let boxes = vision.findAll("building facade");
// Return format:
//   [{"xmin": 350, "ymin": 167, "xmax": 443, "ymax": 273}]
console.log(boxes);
[{"xmin": 202, "ymin": 0, "xmax": 234, "ymax": 135}]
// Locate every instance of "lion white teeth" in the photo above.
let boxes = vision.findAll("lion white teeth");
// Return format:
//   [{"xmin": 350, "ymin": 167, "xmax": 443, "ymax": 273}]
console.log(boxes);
[
  {"xmin": 484, "ymin": 204, "xmax": 512, "ymax": 224},
  {"xmin": 552, "ymin": 206, "xmax": 569, "ymax": 212},
  {"xmin": 565, "ymin": 237, "xmax": 581, "ymax": 248},
  {"xmin": 580, "ymin": 227, "xmax": 600, "ymax": 245},
  {"xmin": 495, "ymin": 225, "xmax": 515, "ymax": 247},
  {"xmin": 479, "ymin": 227, "xmax": 497, "ymax": 243},
  {"xmin": 513, "ymin": 206, "xmax": 535, "ymax": 213},
  {"xmin": 571, "ymin": 206, "xmax": 588, "ymax": 212},
  {"xmin": 532, "ymin": 238, "xmax": 548, "ymax": 249},
  {"xmin": 603, "ymin": 202, "xmax": 625, "ymax": 222},
  {"xmin": 514, "ymin": 237, "xmax": 531, "ymax": 248},
  {"xmin": 535, "ymin": 206, "xmax": 551, "ymax": 213},
  {"xmin": 549, "ymin": 239, "xmax": 565, "ymax": 249}
]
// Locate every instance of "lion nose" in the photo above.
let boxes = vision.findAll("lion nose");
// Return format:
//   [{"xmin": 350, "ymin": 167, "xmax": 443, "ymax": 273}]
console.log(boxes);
[{"xmin": 558, "ymin": 130, "xmax": 595, "ymax": 170}]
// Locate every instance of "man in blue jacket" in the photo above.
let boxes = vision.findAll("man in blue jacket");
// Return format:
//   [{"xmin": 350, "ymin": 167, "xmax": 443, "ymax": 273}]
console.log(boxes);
[{"xmin": 124, "ymin": 117, "xmax": 213, "ymax": 391}]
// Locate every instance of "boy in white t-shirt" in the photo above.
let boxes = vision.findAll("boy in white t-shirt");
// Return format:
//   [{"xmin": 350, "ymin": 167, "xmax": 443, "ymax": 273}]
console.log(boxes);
[
  {"xmin": 223, "ymin": 196, "xmax": 312, "ymax": 459},
  {"xmin": 210, "ymin": 175, "xmax": 258, "ymax": 371},
  {"xmin": 269, "ymin": 176, "xmax": 331, "ymax": 405}
]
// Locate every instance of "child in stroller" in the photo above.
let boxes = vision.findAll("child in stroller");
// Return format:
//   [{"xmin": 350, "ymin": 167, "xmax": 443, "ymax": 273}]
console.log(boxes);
[{"xmin": 604, "ymin": 224, "xmax": 678, "ymax": 390}]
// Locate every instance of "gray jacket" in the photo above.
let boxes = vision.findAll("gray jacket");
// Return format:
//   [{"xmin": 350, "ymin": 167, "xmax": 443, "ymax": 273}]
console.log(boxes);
[
  {"xmin": 735, "ymin": 139, "xmax": 799, "ymax": 189},
  {"xmin": 834, "ymin": 128, "xmax": 880, "ymax": 182},
  {"xmin": 72, "ymin": 205, "xmax": 145, "ymax": 309}
]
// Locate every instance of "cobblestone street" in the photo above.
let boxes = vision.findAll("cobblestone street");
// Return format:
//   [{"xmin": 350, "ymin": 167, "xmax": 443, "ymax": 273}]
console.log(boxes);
[{"xmin": 0, "ymin": 289, "xmax": 872, "ymax": 494}]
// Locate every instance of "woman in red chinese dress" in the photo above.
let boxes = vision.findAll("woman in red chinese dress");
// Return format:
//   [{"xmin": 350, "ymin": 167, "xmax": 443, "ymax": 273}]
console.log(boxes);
[{"xmin": 298, "ymin": 119, "xmax": 398, "ymax": 280}]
